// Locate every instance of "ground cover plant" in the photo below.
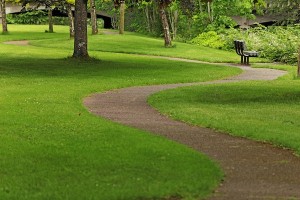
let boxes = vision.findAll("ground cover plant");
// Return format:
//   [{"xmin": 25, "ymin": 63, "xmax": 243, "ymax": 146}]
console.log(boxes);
[
  {"xmin": 149, "ymin": 64, "xmax": 300, "ymax": 155},
  {"xmin": 0, "ymin": 25, "xmax": 243, "ymax": 199}
]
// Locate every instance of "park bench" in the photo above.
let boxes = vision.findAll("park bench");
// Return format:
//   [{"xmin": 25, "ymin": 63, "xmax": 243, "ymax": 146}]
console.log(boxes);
[{"xmin": 234, "ymin": 40, "xmax": 259, "ymax": 65}]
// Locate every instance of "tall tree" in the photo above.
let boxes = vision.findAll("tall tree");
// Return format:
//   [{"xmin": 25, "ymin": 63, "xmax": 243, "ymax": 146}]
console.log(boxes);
[
  {"xmin": 66, "ymin": 2, "xmax": 75, "ymax": 37},
  {"xmin": 114, "ymin": 0, "xmax": 125, "ymax": 34},
  {"xmin": 0, "ymin": 0, "xmax": 8, "ymax": 33},
  {"xmin": 157, "ymin": 0, "xmax": 173, "ymax": 47},
  {"xmin": 47, "ymin": 5, "xmax": 54, "ymax": 32},
  {"xmin": 90, "ymin": 0, "xmax": 98, "ymax": 34},
  {"xmin": 73, "ymin": 0, "xmax": 89, "ymax": 58},
  {"xmin": 119, "ymin": 0, "xmax": 125, "ymax": 34}
]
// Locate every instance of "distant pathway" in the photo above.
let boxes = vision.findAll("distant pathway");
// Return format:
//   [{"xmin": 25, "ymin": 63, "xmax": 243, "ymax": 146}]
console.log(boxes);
[{"xmin": 84, "ymin": 58, "xmax": 300, "ymax": 199}]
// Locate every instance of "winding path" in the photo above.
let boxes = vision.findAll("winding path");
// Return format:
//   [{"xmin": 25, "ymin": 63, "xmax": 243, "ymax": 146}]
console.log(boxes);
[{"xmin": 84, "ymin": 58, "xmax": 300, "ymax": 199}]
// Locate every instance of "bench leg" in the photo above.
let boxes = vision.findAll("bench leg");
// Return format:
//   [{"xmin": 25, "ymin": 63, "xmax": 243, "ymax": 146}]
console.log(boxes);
[
  {"xmin": 246, "ymin": 57, "xmax": 249, "ymax": 65},
  {"xmin": 241, "ymin": 56, "xmax": 244, "ymax": 64}
]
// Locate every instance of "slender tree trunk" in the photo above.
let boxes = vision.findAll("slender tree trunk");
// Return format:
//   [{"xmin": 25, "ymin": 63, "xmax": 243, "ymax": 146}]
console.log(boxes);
[
  {"xmin": 145, "ymin": 6, "xmax": 151, "ymax": 33},
  {"xmin": 67, "ymin": 3, "xmax": 75, "ymax": 38},
  {"xmin": 207, "ymin": 2, "xmax": 212, "ymax": 22},
  {"xmin": 198, "ymin": 0, "xmax": 203, "ymax": 13},
  {"xmin": 168, "ymin": 9, "xmax": 178, "ymax": 40},
  {"xmin": 73, "ymin": 0, "xmax": 89, "ymax": 58},
  {"xmin": 48, "ymin": 7, "xmax": 54, "ymax": 33},
  {"xmin": 1, "ymin": 0, "xmax": 8, "ymax": 33},
  {"xmin": 90, "ymin": 0, "xmax": 98, "ymax": 35},
  {"xmin": 297, "ymin": 47, "xmax": 300, "ymax": 78},
  {"xmin": 158, "ymin": 3, "xmax": 172, "ymax": 47},
  {"xmin": 119, "ymin": 0, "xmax": 125, "ymax": 34}
]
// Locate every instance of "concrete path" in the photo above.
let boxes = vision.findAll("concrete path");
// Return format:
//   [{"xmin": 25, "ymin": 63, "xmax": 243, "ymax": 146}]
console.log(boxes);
[{"xmin": 84, "ymin": 59, "xmax": 300, "ymax": 199}]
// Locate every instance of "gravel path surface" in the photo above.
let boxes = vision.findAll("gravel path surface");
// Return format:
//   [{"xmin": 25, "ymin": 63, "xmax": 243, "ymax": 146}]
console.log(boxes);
[
  {"xmin": 84, "ymin": 59, "xmax": 300, "ymax": 199},
  {"xmin": 7, "ymin": 39, "xmax": 299, "ymax": 198},
  {"xmin": 3, "ymin": 40, "xmax": 29, "ymax": 46}
]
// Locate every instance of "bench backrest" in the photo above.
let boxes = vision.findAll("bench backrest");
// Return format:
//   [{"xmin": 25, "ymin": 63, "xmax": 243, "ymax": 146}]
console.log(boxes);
[{"xmin": 234, "ymin": 40, "xmax": 246, "ymax": 56}]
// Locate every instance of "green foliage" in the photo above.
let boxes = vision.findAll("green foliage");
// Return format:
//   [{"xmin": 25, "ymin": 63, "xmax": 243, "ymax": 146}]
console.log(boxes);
[
  {"xmin": 7, "ymin": 10, "xmax": 48, "ymax": 24},
  {"xmin": 189, "ymin": 25, "xmax": 300, "ymax": 64},
  {"xmin": 222, "ymin": 25, "xmax": 300, "ymax": 64},
  {"xmin": 190, "ymin": 31, "xmax": 225, "ymax": 49},
  {"xmin": 6, "ymin": 11, "xmax": 69, "ymax": 25}
]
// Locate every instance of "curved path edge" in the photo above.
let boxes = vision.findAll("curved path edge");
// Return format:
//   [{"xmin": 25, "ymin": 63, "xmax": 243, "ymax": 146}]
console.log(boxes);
[{"xmin": 84, "ymin": 58, "xmax": 300, "ymax": 199}]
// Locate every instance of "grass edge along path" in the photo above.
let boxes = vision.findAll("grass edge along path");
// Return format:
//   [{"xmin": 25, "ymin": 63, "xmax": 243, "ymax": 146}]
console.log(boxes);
[
  {"xmin": 0, "ymin": 33, "xmax": 242, "ymax": 199},
  {"xmin": 84, "ymin": 63, "xmax": 300, "ymax": 199}
]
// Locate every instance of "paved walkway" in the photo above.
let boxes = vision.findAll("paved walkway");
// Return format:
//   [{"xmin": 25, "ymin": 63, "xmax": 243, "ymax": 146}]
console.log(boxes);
[{"xmin": 85, "ymin": 59, "xmax": 300, "ymax": 199}]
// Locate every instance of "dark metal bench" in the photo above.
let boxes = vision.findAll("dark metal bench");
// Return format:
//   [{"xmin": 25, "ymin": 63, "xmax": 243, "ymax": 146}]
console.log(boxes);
[{"xmin": 234, "ymin": 40, "xmax": 259, "ymax": 65}]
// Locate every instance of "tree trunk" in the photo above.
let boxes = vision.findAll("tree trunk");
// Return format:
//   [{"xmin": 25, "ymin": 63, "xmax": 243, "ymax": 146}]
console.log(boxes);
[
  {"xmin": 90, "ymin": 0, "xmax": 98, "ymax": 35},
  {"xmin": 297, "ymin": 47, "xmax": 300, "ymax": 78},
  {"xmin": 168, "ymin": 9, "xmax": 178, "ymax": 40},
  {"xmin": 158, "ymin": 3, "xmax": 172, "ymax": 47},
  {"xmin": 145, "ymin": 6, "xmax": 151, "ymax": 33},
  {"xmin": 67, "ymin": 3, "xmax": 75, "ymax": 38},
  {"xmin": 1, "ymin": 0, "xmax": 8, "ymax": 33},
  {"xmin": 48, "ymin": 7, "xmax": 54, "ymax": 33},
  {"xmin": 119, "ymin": 0, "xmax": 125, "ymax": 34},
  {"xmin": 73, "ymin": 0, "xmax": 89, "ymax": 58}
]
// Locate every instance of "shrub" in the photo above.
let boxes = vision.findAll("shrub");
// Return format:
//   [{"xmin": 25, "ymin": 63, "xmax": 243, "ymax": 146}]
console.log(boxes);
[
  {"xmin": 200, "ymin": 25, "xmax": 300, "ymax": 64},
  {"xmin": 190, "ymin": 31, "xmax": 225, "ymax": 49}
]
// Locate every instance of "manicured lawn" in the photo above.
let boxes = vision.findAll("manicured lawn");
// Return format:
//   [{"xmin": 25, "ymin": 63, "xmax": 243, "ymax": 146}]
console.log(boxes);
[
  {"xmin": 149, "ymin": 64, "xmax": 300, "ymax": 155},
  {"xmin": 0, "ymin": 25, "xmax": 243, "ymax": 199},
  {"xmin": 2, "ymin": 24, "xmax": 266, "ymax": 63}
]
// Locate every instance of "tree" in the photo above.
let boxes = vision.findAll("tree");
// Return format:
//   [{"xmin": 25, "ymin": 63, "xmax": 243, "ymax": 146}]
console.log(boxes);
[
  {"xmin": 298, "ymin": 47, "xmax": 300, "ymax": 77},
  {"xmin": 65, "ymin": 0, "xmax": 75, "ymax": 37},
  {"xmin": 119, "ymin": 0, "xmax": 125, "ymax": 34},
  {"xmin": 0, "ymin": 0, "xmax": 8, "ymax": 33},
  {"xmin": 114, "ymin": 0, "xmax": 126, "ymax": 34},
  {"xmin": 157, "ymin": 0, "xmax": 173, "ymax": 47},
  {"xmin": 73, "ymin": 0, "xmax": 89, "ymax": 58},
  {"xmin": 90, "ymin": 0, "xmax": 98, "ymax": 34}
]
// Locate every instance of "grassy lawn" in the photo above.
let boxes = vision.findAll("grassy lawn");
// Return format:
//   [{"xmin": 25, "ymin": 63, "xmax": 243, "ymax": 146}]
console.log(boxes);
[
  {"xmin": 0, "ymin": 25, "xmax": 244, "ymax": 199},
  {"xmin": 149, "ymin": 64, "xmax": 300, "ymax": 155},
  {"xmin": 2, "ymin": 24, "xmax": 266, "ymax": 63}
]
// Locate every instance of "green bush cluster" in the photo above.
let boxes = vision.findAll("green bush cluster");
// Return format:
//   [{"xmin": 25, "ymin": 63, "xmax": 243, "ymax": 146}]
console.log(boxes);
[
  {"xmin": 191, "ymin": 25, "xmax": 300, "ymax": 64},
  {"xmin": 190, "ymin": 31, "xmax": 225, "ymax": 49},
  {"xmin": 7, "ymin": 10, "xmax": 70, "ymax": 26}
]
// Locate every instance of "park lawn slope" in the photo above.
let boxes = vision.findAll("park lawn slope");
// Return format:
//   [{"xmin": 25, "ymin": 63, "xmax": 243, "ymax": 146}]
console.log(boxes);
[
  {"xmin": 0, "ymin": 30, "xmax": 242, "ymax": 199},
  {"xmin": 149, "ymin": 65, "xmax": 300, "ymax": 155},
  {"xmin": 3, "ymin": 24, "xmax": 266, "ymax": 63}
]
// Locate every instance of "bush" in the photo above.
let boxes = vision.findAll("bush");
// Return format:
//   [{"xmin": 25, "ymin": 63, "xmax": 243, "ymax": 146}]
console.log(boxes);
[
  {"xmin": 7, "ymin": 10, "xmax": 48, "ymax": 24},
  {"xmin": 190, "ymin": 31, "xmax": 225, "ymax": 49},
  {"xmin": 193, "ymin": 25, "xmax": 300, "ymax": 64}
]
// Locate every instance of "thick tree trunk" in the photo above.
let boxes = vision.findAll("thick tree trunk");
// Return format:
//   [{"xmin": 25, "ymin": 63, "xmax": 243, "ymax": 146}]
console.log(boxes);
[
  {"xmin": 158, "ymin": 3, "xmax": 172, "ymax": 47},
  {"xmin": 1, "ymin": 0, "xmax": 8, "ymax": 33},
  {"xmin": 90, "ymin": 0, "xmax": 98, "ymax": 35},
  {"xmin": 73, "ymin": 0, "xmax": 89, "ymax": 58},
  {"xmin": 119, "ymin": 0, "xmax": 125, "ymax": 34},
  {"xmin": 48, "ymin": 7, "xmax": 54, "ymax": 33},
  {"xmin": 67, "ymin": 3, "xmax": 75, "ymax": 38}
]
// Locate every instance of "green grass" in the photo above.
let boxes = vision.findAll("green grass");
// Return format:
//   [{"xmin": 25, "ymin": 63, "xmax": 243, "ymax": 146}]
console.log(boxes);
[
  {"xmin": 0, "ymin": 25, "xmax": 244, "ymax": 199},
  {"xmin": 149, "ymin": 64, "xmax": 300, "ymax": 155},
  {"xmin": 1, "ymin": 24, "xmax": 266, "ymax": 63}
]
